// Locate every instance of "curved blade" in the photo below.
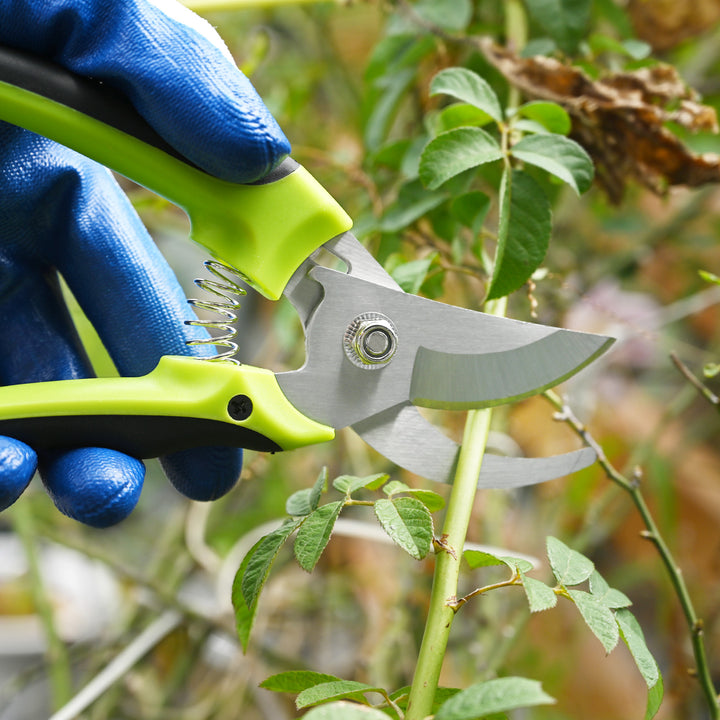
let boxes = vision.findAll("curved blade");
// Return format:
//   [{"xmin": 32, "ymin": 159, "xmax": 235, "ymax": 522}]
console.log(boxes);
[
  {"xmin": 352, "ymin": 403, "xmax": 596, "ymax": 487},
  {"xmin": 411, "ymin": 330, "xmax": 613, "ymax": 409},
  {"xmin": 278, "ymin": 266, "xmax": 614, "ymax": 429}
]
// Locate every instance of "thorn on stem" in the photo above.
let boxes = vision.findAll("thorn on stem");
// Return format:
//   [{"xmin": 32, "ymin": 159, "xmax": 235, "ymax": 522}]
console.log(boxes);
[{"xmin": 433, "ymin": 534, "xmax": 457, "ymax": 559}]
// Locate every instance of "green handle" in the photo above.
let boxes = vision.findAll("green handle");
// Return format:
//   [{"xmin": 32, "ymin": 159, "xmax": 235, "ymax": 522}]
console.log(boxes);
[
  {"xmin": 0, "ymin": 46, "xmax": 352, "ymax": 300},
  {"xmin": 0, "ymin": 356, "xmax": 334, "ymax": 457}
]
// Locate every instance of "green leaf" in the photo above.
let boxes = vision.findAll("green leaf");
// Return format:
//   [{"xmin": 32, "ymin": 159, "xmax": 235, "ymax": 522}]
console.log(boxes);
[
  {"xmin": 521, "ymin": 575, "xmax": 558, "ymax": 613},
  {"xmin": 500, "ymin": 556, "xmax": 535, "ymax": 574},
  {"xmin": 430, "ymin": 68, "xmax": 503, "ymax": 123},
  {"xmin": 286, "ymin": 468, "xmax": 328, "ymax": 517},
  {"xmin": 310, "ymin": 467, "xmax": 328, "ymax": 505},
  {"xmin": 616, "ymin": 608, "xmax": 661, "ymax": 689},
  {"xmin": 700, "ymin": 269, "xmax": 720, "ymax": 285},
  {"xmin": 240, "ymin": 518, "xmax": 301, "ymax": 611},
  {"xmin": 260, "ymin": 671, "xmax": 341, "ymax": 693},
  {"xmin": 511, "ymin": 134, "xmax": 594, "ymax": 194},
  {"xmin": 231, "ymin": 538, "xmax": 260, "ymax": 651},
  {"xmin": 436, "ymin": 103, "xmax": 494, "ymax": 132},
  {"xmin": 546, "ymin": 536, "xmax": 594, "ymax": 586},
  {"xmin": 511, "ymin": 119, "xmax": 553, "ymax": 136},
  {"xmin": 407, "ymin": 489, "xmax": 446, "ymax": 513},
  {"xmin": 568, "ymin": 589, "xmax": 619, "ymax": 654},
  {"xmin": 622, "ymin": 39, "xmax": 652, "ymax": 60},
  {"xmin": 704, "ymin": 363, "xmax": 720, "ymax": 378},
  {"xmin": 589, "ymin": 570, "xmax": 632, "ymax": 609},
  {"xmin": 414, "ymin": 0, "xmax": 473, "ymax": 32},
  {"xmin": 381, "ymin": 481, "xmax": 445, "ymax": 511},
  {"xmin": 390, "ymin": 254, "xmax": 438, "ymax": 294},
  {"xmin": 463, "ymin": 550, "xmax": 533, "ymax": 573},
  {"xmin": 333, "ymin": 473, "xmax": 389, "ymax": 495},
  {"xmin": 286, "ymin": 489, "xmax": 315, "ymax": 517},
  {"xmin": 297, "ymin": 680, "xmax": 384, "ymax": 709},
  {"xmin": 365, "ymin": 35, "xmax": 431, "ymax": 83},
  {"xmin": 301, "ymin": 702, "xmax": 390, "ymax": 720},
  {"xmin": 522, "ymin": 38, "xmax": 558, "ymax": 57},
  {"xmin": 294, "ymin": 501, "xmax": 343, "ymax": 572},
  {"xmin": 383, "ymin": 480, "xmax": 410, "ymax": 496},
  {"xmin": 363, "ymin": 68, "xmax": 416, "ymax": 152},
  {"xmin": 419, "ymin": 127, "xmax": 503, "ymax": 190},
  {"xmin": 645, "ymin": 675, "xmax": 664, "ymax": 720},
  {"xmin": 463, "ymin": 550, "xmax": 511, "ymax": 569},
  {"xmin": 524, "ymin": 0, "xmax": 592, "ymax": 54},
  {"xmin": 514, "ymin": 101, "xmax": 571, "ymax": 135},
  {"xmin": 450, "ymin": 191, "xmax": 491, "ymax": 234},
  {"xmin": 374, "ymin": 497, "xmax": 433, "ymax": 559},
  {"xmin": 434, "ymin": 677, "xmax": 555, "ymax": 719},
  {"xmin": 370, "ymin": 139, "xmax": 411, "ymax": 171},
  {"xmin": 363, "ymin": 34, "xmax": 436, "ymax": 151},
  {"xmin": 379, "ymin": 180, "xmax": 448, "ymax": 232},
  {"xmin": 587, "ymin": 33, "xmax": 651, "ymax": 61},
  {"xmin": 486, "ymin": 169, "xmax": 551, "ymax": 300}
]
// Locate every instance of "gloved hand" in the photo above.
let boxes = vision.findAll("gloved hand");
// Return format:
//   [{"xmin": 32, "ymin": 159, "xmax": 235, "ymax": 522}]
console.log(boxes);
[{"xmin": 0, "ymin": 0, "xmax": 290, "ymax": 527}]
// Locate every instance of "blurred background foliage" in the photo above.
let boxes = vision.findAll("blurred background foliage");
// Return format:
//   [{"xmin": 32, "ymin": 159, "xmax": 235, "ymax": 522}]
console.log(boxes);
[{"xmin": 2, "ymin": 1, "xmax": 720, "ymax": 718}]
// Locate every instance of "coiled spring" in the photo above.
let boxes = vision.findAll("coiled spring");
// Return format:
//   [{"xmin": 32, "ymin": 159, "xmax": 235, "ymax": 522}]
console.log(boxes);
[{"xmin": 185, "ymin": 260, "xmax": 247, "ymax": 363}]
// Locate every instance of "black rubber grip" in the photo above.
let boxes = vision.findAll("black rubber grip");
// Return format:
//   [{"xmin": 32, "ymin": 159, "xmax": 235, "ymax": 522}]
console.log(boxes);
[
  {"xmin": 0, "ymin": 416, "xmax": 281, "ymax": 458},
  {"xmin": 0, "ymin": 44, "xmax": 191, "ymax": 162}
]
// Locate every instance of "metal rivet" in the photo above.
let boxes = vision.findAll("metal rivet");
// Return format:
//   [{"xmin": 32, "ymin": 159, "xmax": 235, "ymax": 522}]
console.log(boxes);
[{"xmin": 344, "ymin": 313, "xmax": 398, "ymax": 369}]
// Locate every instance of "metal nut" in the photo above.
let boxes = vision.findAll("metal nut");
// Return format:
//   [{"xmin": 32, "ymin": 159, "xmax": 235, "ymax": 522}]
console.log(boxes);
[{"xmin": 343, "ymin": 313, "xmax": 398, "ymax": 369}]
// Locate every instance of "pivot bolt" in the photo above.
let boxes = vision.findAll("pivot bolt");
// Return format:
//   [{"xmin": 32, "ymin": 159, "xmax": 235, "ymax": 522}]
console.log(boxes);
[{"xmin": 344, "ymin": 313, "xmax": 398, "ymax": 369}]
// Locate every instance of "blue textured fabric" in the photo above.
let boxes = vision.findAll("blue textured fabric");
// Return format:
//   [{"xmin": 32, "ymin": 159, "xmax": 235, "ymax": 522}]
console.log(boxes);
[
  {"xmin": 0, "ymin": 0, "xmax": 291, "ymax": 525},
  {"xmin": 40, "ymin": 448, "xmax": 145, "ymax": 528},
  {"xmin": 0, "ymin": 0, "xmax": 290, "ymax": 182},
  {"xmin": 0, "ymin": 436, "xmax": 36, "ymax": 511}
]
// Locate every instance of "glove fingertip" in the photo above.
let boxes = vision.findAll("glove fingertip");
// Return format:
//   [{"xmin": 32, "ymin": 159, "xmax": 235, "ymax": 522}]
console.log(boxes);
[
  {"xmin": 161, "ymin": 447, "xmax": 242, "ymax": 501},
  {"xmin": 0, "ymin": 436, "xmax": 38, "ymax": 511},
  {"xmin": 40, "ymin": 448, "xmax": 145, "ymax": 528}
]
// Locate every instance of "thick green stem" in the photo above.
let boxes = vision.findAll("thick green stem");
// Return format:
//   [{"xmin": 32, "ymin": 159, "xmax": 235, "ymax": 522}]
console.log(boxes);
[
  {"xmin": 405, "ymin": 298, "xmax": 506, "ymax": 720},
  {"xmin": 10, "ymin": 503, "xmax": 73, "ymax": 710},
  {"xmin": 504, "ymin": 0, "xmax": 528, "ymax": 110},
  {"xmin": 404, "ymin": 409, "xmax": 492, "ymax": 720}
]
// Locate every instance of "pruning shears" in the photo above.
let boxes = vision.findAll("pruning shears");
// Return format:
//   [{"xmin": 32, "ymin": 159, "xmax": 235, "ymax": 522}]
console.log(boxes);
[{"xmin": 0, "ymin": 46, "xmax": 614, "ymax": 488}]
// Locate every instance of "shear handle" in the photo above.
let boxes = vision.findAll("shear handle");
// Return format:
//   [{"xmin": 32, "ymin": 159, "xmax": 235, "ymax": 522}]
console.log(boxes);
[
  {"xmin": 0, "ymin": 356, "xmax": 335, "ymax": 457},
  {"xmin": 0, "ymin": 45, "xmax": 352, "ymax": 299}
]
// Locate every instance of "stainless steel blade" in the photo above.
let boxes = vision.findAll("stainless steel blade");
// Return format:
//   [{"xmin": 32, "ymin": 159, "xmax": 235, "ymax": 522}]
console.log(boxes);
[
  {"xmin": 351, "ymin": 402, "xmax": 596, "ymax": 487},
  {"xmin": 411, "ymin": 330, "xmax": 613, "ymax": 409},
  {"xmin": 283, "ymin": 231, "xmax": 401, "ymax": 327},
  {"xmin": 278, "ymin": 265, "xmax": 613, "ymax": 429}
]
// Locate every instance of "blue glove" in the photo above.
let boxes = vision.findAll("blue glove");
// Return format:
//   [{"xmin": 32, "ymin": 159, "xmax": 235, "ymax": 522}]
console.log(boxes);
[{"xmin": 0, "ymin": 0, "xmax": 291, "ymax": 527}]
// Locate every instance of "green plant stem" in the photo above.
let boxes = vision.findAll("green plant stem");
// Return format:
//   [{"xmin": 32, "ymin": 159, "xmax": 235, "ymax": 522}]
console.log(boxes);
[
  {"xmin": 405, "ymin": 298, "xmax": 505, "ymax": 720},
  {"xmin": 448, "ymin": 573, "xmax": 521, "ymax": 611},
  {"xmin": 504, "ymin": 0, "xmax": 528, "ymax": 111},
  {"xmin": 670, "ymin": 351, "xmax": 719, "ymax": 407},
  {"xmin": 545, "ymin": 390, "xmax": 720, "ymax": 718},
  {"xmin": 10, "ymin": 503, "xmax": 73, "ymax": 710},
  {"xmin": 404, "ymin": 408, "xmax": 492, "ymax": 720}
]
